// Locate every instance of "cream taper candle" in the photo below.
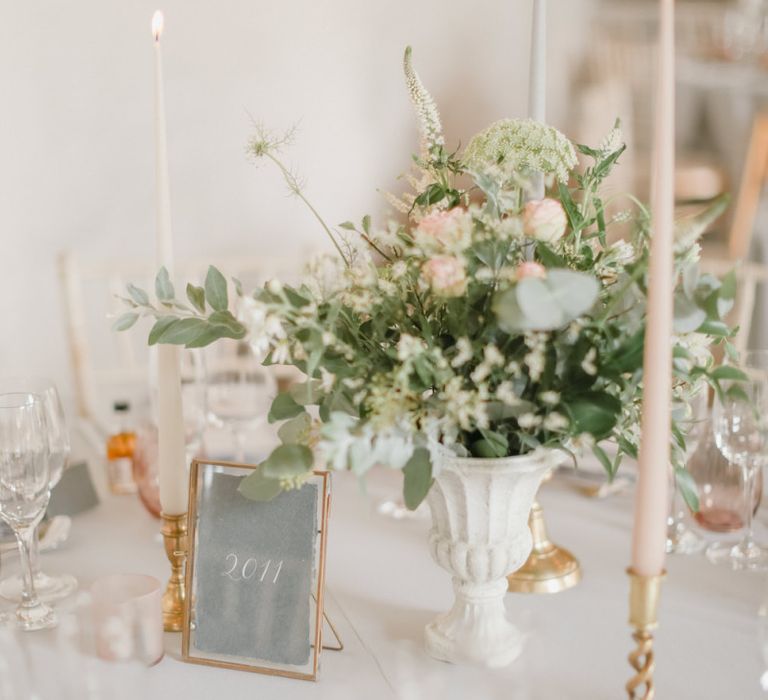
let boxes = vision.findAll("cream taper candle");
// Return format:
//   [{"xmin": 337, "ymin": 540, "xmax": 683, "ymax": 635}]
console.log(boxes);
[
  {"xmin": 153, "ymin": 10, "xmax": 188, "ymax": 515},
  {"xmin": 528, "ymin": 0, "xmax": 546, "ymax": 124},
  {"xmin": 631, "ymin": 0, "xmax": 675, "ymax": 577}
]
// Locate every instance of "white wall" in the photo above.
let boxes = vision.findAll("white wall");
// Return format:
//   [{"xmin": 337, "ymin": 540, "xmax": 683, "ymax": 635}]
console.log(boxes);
[{"xmin": 0, "ymin": 0, "xmax": 595, "ymax": 412}]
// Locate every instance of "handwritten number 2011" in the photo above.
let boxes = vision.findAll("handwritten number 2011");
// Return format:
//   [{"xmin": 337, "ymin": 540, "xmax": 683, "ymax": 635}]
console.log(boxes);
[{"xmin": 222, "ymin": 553, "xmax": 283, "ymax": 584}]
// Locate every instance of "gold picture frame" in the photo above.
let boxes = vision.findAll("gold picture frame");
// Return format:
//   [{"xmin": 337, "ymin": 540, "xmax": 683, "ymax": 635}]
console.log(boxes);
[{"xmin": 181, "ymin": 459, "xmax": 336, "ymax": 681}]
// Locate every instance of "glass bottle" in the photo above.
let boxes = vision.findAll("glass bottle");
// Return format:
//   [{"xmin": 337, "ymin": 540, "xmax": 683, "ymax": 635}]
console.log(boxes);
[{"xmin": 106, "ymin": 402, "xmax": 137, "ymax": 495}]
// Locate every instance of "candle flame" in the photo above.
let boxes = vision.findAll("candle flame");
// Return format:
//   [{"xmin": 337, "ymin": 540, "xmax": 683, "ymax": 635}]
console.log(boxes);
[{"xmin": 152, "ymin": 11, "xmax": 164, "ymax": 41}]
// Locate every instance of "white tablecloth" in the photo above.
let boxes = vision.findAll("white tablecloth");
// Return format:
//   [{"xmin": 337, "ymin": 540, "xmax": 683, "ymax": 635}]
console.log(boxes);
[{"xmin": 1, "ymin": 466, "xmax": 765, "ymax": 699}]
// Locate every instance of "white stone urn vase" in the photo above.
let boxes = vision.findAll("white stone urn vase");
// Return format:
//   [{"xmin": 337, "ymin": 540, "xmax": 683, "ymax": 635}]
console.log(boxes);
[{"xmin": 424, "ymin": 449, "xmax": 557, "ymax": 668}]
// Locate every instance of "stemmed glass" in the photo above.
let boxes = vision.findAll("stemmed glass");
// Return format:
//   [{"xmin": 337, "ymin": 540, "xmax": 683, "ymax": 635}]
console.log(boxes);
[
  {"xmin": 707, "ymin": 372, "xmax": 768, "ymax": 570},
  {"xmin": 205, "ymin": 340, "xmax": 276, "ymax": 462},
  {"xmin": 666, "ymin": 388, "xmax": 708, "ymax": 554},
  {"xmin": 0, "ymin": 378, "xmax": 76, "ymax": 603},
  {"xmin": 0, "ymin": 392, "xmax": 56, "ymax": 630}
]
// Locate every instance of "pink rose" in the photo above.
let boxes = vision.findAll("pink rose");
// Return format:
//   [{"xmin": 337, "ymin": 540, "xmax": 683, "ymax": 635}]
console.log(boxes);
[
  {"xmin": 421, "ymin": 256, "xmax": 467, "ymax": 297},
  {"xmin": 516, "ymin": 261, "xmax": 547, "ymax": 280},
  {"xmin": 415, "ymin": 208, "xmax": 469, "ymax": 250},
  {"xmin": 523, "ymin": 198, "xmax": 567, "ymax": 243}
]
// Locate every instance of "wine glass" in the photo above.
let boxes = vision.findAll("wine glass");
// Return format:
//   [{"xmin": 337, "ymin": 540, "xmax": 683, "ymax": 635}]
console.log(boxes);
[
  {"xmin": 205, "ymin": 340, "xmax": 276, "ymax": 462},
  {"xmin": 707, "ymin": 375, "xmax": 768, "ymax": 569},
  {"xmin": 666, "ymin": 388, "xmax": 708, "ymax": 554},
  {"xmin": 0, "ymin": 392, "xmax": 56, "ymax": 630},
  {"xmin": 687, "ymin": 411, "xmax": 762, "ymax": 533},
  {"xmin": 0, "ymin": 378, "xmax": 76, "ymax": 604}
]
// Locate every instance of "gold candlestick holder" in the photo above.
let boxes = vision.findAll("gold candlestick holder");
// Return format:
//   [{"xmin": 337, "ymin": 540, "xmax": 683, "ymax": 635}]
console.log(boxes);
[
  {"xmin": 161, "ymin": 512, "xmax": 188, "ymax": 633},
  {"xmin": 507, "ymin": 500, "xmax": 581, "ymax": 593},
  {"xmin": 626, "ymin": 568, "xmax": 666, "ymax": 699}
]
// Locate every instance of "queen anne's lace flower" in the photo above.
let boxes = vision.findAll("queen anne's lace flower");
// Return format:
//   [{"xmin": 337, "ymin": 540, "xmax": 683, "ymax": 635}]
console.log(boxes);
[{"xmin": 462, "ymin": 118, "xmax": 577, "ymax": 183}]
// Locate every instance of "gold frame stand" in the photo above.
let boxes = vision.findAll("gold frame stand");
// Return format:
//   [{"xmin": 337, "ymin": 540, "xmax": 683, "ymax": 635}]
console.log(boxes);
[
  {"xmin": 507, "ymin": 500, "xmax": 581, "ymax": 594},
  {"xmin": 161, "ymin": 511, "xmax": 188, "ymax": 633},
  {"xmin": 626, "ymin": 568, "xmax": 666, "ymax": 699}
]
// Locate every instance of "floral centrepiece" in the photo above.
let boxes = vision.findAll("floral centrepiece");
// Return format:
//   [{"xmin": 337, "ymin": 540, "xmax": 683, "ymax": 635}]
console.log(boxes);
[{"xmin": 118, "ymin": 47, "xmax": 737, "ymax": 511}]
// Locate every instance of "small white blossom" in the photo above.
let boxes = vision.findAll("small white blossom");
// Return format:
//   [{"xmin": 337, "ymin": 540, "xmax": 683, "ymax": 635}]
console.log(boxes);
[
  {"xmin": 451, "ymin": 337, "xmax": 473, "ymax": 368},
  {"xmin": 319, "ymin": 367, "xmax": 335, "ymax": 393},
  {"xmin": 518, "ymin": 413, "xmax": 542, "ymax": 430},
  {"xmin": 391, "ymin": 260, "xmax": 408, "ymax": 279},
  {"xmin": 483, "ymin": 345, "xmax": 504, "ymax": 367},
  {"xmin": 397, "ymin": 334, "xmax": 427, "ymax": 361},
  {"xmin": 524, "ymin": 350, "xmax": 546, "ymax": 382},
  {"xmin": 272, "ymin": 340, "xmax": 291, "ymax": 365},
  {"xmin": 267, "ymin": 279, "xmax": 283, "ymax": 295},
  {"xmin": 539, "ymin": 390, "xmax": 560, "ymax": 405},
  {"xmin": 598, "ymin": 124, "xmax": 625, "ymax": 155},
  {"xmin": 581, "ymin": 347, "xmax": 598, "ymax": 375},
  {"xmin": 496, "ymin": 381, "xmax": 519, "ymax": 406},
  {"xmin": 543, "ymin": 412, "xmax": 569, "ymax": 431}
]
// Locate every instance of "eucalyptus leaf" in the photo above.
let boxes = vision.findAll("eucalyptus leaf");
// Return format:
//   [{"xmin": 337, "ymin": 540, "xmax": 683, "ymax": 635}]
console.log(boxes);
[
  {"xmin": 515, "ymin": 269, "xmax": 599, "ymax": 331},
  {"xmin": 675, "ymin": 466, "xmax": 699, "ymax": 512},
  {"xmin": 186, "ymin": 283, "xmax": 206, "ymax": 313},
  {"xmin": 261, "ymin": 444, "xmax": 313, "ymax": 478},
  {"xmin": 564, "ymin": 391, "xmax": 621, "ymax": 438},
  {"xmin": 278, "ymin": 412, "xmax": 312, "ymax": 444},
  {"xmin": 204, "ymin": 265, "xmax": 228, "ymax": 312},
  {"xmin": 673, "ymin": 292, "xmax": 707, "ymax": 334},
  {"xmin": 710, "ymin": 365, "xmax": 748, "ymax": 382},
  {"xmin": 402, "ymin": 447, "xmax": 433, "ymax": 511},
  {"xmin": 113, "ymin": 312, "xmax": 139, "ymax": 331},
  {"xmin": 148, "ymin": 316, "xmax": 177, "ymax": 345},
  {"xmin": 127, "ymin": 283, "xmax": 149, "ymax": 306},
  {"xmin": 237, "ymin": 469, "xmax": 283, "ymax": 502},
  {"xmin": 289, "ymin": 380, "xmax": 323, "ymax": 406},
  {"xmin": 268, "ymin": 392, "xmax": 305, "ymax": 423},
  {"xmin": 154, "ymin": 318, "xmax": 209, "ymax": 346},
  {"xmin": 155, "ymin": 267, "xmax": 174, "ymax": 302}
]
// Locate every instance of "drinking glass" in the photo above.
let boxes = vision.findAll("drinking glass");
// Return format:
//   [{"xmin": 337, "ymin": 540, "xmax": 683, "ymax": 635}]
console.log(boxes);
[
  {"xmin": 666, "ymin": 389, "xmax": 708, "ymax": 554},
  {"xmin": 687, "ymin": 412, "xmax": 762, "ymax": 533},
  {"xmin": 0, "ymin": 378, "xmax": 76, "ymax": 603},
  {"xmin": 205, "ymin": 340, "xmax": 276, "ymax": 461},
  {"xmin": 707, "ymin": 376, "xmax": 768, "ymax": 569},
  {"xmin": 0, "ymin": 392, "xmax": 56, "ymax": 630}
]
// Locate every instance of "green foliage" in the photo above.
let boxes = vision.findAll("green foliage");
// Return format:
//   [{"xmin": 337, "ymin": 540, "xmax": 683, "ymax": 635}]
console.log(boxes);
[
  {"xmin": 113, "ymin": 68, "xmax": 740, "ymax": 502},
  {"xmin": 402, "ymin": 448, "xmax": 433, "ymax": 510}
]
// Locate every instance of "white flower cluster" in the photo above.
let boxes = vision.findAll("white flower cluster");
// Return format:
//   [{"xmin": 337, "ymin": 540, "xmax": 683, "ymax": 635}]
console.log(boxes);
[
  {"xmin": 403, "ymin": 47, "xmax": 444, "ymax": 155},
  {"xmin": 462, "ymin": 118, "xmax": 578, "ymax": 183},
  {"xmin": 318, "ymin": 413, "xmax": 415, "ymax": 474},
  {"xmin": 237, "ymin": 295, "xmax": 287, "ymax": 360}
]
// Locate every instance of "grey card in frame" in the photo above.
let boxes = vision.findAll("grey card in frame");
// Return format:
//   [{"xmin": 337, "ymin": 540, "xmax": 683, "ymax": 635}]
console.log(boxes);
[{"xmin": 193, "ymin": 470, "xmax": 318, "ymax": 666}]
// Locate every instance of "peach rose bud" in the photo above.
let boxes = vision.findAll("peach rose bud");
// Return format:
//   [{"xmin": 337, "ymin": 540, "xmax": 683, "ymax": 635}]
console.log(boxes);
[
  {"xmin": 421, "ymin": 256, "xmax": 467, "ymax": 297},
  {"xmin": 516, "ymin": 261, "xmax": 547, "ymax": 280},
  {"xmin": 522, "ymin": 198, "xmax": 567, "ymax": 243}
]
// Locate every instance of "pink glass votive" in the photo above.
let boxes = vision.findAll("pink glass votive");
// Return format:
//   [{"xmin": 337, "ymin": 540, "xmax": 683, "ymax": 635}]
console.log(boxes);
[{"xmin": 90, "ymin": 574, "xmax": 164, "ymax": 665}]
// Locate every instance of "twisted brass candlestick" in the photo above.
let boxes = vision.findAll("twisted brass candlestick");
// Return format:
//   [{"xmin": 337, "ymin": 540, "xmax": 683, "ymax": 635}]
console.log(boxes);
[
  {"xmin": 626, "ymin": 568, "xmax": 666, "ymax": 699},
  {"xmin": 507, "ymin": 499, "xmax": 581, "ymax": 594},
  {"xmin": 161, "ymin": 512, "xmax": 188, "ymax": 632}
]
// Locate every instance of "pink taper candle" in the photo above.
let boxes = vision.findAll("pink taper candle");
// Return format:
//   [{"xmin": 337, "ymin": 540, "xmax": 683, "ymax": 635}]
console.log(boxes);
[
  {"xmin": 153, "ymin": 11, "xmax": 188, "ymax": 516},
  {"xmin": 631, "ymin": 0, "xmax": 675, "ymax": 576}
]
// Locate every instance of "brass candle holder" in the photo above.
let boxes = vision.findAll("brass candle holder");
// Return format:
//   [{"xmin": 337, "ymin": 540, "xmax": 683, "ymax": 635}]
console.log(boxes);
[
  {"xmin": 626, "ymin": 568, "xmax": 666, "ymax": 699},
  {"xmin": 507, "ymin": 500, "xmax": 581, "ymax": 594},
  {"xmin": 161, "ymin": 512, "xmax": 188, "ymax": 633}
]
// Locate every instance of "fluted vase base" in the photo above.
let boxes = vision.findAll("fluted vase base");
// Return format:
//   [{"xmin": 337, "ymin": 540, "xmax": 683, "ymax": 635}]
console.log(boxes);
[{"xmin": 425, "ymin": 578, "xmax": 523, "ymax": 667}]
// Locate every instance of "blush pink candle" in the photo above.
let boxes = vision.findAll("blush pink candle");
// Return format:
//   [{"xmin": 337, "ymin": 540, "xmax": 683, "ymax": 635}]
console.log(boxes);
[{"xmin": 631, "ymin": 0, "xmax": 675, "ymax": 577}]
